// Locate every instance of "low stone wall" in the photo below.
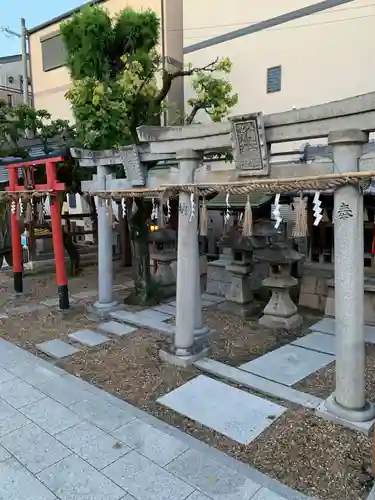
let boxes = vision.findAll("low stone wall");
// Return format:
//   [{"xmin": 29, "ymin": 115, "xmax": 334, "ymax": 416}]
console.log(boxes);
[
  {"xmin": 325, "ymin": 276, "xmax": 375, "ymax": 325},
  {"xmin": 299, "ymin": 274, "xmax": 330, "ymax": 312}
]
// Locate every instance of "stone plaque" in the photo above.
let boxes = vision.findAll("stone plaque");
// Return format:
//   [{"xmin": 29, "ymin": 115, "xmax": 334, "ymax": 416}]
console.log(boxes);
[
  {"xmin": 230, "ymin": 112, "xmax": 269, "ymax": 177},
  {"xmin": 120, "ymin": 145, "xmax": 145, "ymax": 187}
]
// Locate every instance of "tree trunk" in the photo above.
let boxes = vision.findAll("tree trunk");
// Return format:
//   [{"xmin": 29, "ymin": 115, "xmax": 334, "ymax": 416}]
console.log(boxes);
[
  {"xmin": 128, "ymin": 198, "xmax": 151, "ymax": 299},
  {"xmin": 87, "ymin": 195, "xmax": 98, "ymax": 244}
]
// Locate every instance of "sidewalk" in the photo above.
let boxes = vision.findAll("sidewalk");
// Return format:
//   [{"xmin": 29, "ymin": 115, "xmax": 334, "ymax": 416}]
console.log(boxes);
[{"xmin": 0, "ymin": 338, "xmax": 312, "ymax": 500}]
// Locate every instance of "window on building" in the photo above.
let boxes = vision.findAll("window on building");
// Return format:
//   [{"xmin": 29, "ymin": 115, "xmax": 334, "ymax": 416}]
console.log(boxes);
[
  {"xmin": 41, "ymin": 33, "xmax": 66, "ymax": 72},
  {"xmin": 68, "ymin": 193, "xmax": 77, "ymax": 209},
  {"xmin": 7, "ymin": 94, "xmax": 13, "ymax": 107},
  {"xmin": 267, "ymin": 65, "xmax": 282, "ymax": 93}
]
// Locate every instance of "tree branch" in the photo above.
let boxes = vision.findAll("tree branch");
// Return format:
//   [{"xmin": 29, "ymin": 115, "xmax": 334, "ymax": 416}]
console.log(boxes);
[
  {"xmin": 185, "ymin": 102, "xmax": 205, "ymax": 125},
  {"xmin": 155, "ymin": 58, "xmax": 219, "ymax": 106}
]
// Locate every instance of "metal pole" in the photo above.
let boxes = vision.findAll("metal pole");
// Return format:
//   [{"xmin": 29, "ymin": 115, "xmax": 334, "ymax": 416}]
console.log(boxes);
[{"xmin": 20, "ymin": 18, "xmax": 29, "ymax": 106}]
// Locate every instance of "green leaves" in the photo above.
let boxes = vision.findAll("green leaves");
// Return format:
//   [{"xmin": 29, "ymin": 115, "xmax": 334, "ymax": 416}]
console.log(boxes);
[{"xmin": 187, "ymin": 57, "xmax": 238, "ymax": 123}]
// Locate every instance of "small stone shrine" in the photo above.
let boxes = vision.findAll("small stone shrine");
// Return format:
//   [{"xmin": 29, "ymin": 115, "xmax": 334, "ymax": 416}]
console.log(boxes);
[
  {"xmin": 149, "ymin": 228, "xmax": 177, "ymax": 296},
  {"xmin": 222, "ymin": 229, "xmax": 264, "ymax": 317}
]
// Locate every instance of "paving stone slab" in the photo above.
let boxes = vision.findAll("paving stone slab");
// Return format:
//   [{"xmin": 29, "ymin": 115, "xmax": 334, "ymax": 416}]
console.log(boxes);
[
  {"xmin": 201, "ymin": 293, "xmax": 225, "ymax": 304},
  {"xmin": 240, "ymin": 345, "xmax": 334, "ymax": 387},
  {"xmin": 0, "ymin": 458, "xmax": 56, "ymax": 500},
  {"xmin": 37, "ymin": 454, "xmax": 125, "ymax": 500},
  {"xmin": 98, "ymin": 321, "xmax": 138, "ymax": 337},
  {"xmin": 20, "ymin": 397, "xmax": 82, "ymax": 435},
  {"xmin": 0, "ymin": 445, "xmax": 10, "ymax": 463},
  {"xmin": 36, "ymin": 375, "xmax": 93, "ymax": 406},
  {"xmin": 0, "ymin": 378, "xmax": 45, "ymax": 409},
  {"xmin": 0, "ymin": 422, "xmax": 71, "ymax": 474},
  {"xmin": 112, "ymin": 418, "xmax": 188, "ymax": 467},
  {"xmin": 293, "ymin": 331, "xmax": 336, "ymax": 355},
  {"xmin": 252, "ymin": 488, "xmax": 287, "ymax": 500},
  {"xmin": 36, "ymin": 339, "xmax": 80, "ymax": 359},
  {"xmin": 311, "ymin": 317, "xmax": 375, "ymax": 344},
  {"xmin": 110, "ymin": 310, "xmax": 175, "ymax": 335},
  {"xmin": 69, "ymin": 396, "xmax": 134, "ymax": 432},
  {"xmin": 56, "ymin": 421, "xmax": 131, "ymax": 470},
  {"xmin": 7, "ymin": 360, "xmax": 63, "ymax": 386},
  {"xmin": 0, "ymin": 399, "xmax": 30, "ymax": 437},
  {"xmin": 158, "ymin": 375, "xmax": 286, "ymax": 444},
  {"xmin": 135, "ymin": 309, "xmax": 172, "ymax": 322},
  {"xmin": 69, "ymin": 330, "xmax": 110, "ymax": 347},
  {"xmin": 0, "ymin": 367, "xmax": 16, "ymax": 384},
  {"xmin": 102, "ymin": 450, "xmax": 194, "ymax": 500},
  {"xmin": 186, "ymin": 492, "xmax": 212, "ymax": 500},
  {"xmin": 166, "ymin": 449, "xmax": 261, "ymax": 500},
  {"xmin": 152, "ymin": 303, "xmax": 177, "ymax": 316},
  {"xmin": 194, "ymin": 358, "xmax": 322, "ymax": 409}
]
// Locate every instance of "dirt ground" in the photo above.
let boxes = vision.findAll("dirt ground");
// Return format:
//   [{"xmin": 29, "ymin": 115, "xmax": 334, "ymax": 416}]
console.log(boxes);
[
  {"xmin": 0, "ymin": 267, "xmax": 374, "ymax": 500},
  {"xmin": 0, "ymin": 261, "xmax": 134, "ymax": 310}
]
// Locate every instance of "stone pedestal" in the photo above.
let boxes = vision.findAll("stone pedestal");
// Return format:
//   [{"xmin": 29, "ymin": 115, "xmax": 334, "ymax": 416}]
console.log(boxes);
[
  {"xmin": 224, "ymin": 263, "xmax": 255, "ymax": 317},
  {"xmin": 152, "ymin": 252, "xmax": 176, "ymax": 295},
  {"xmin": 205, "ymin": 247, "xmax": 232, "ymax": 297},
  {"xmin": 149, "ymin": 229, "xmax": 177, "ymax": 297},
  {"xmin": 322, "ymin": 129, "xmax": 375, "ymax": 427},
  {"xmin": 259, "ymin": 274, "xmax": 302, "ymax": 329}
]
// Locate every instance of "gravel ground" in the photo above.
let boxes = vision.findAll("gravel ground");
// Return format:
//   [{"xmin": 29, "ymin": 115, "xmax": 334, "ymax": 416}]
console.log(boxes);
[
  {"xmin": 59, "ymin": 321, "xmax": 375, "ymax": 500},
  {"xmin": 1, "ymin": 270, "xmax": 372, "ymax": 500},
  {"xmin": 295, "ymin": 343, "xmax": 375, "ymax": 401},
  {"xmin": 0, "ymin": 262, "xmax": 134, "ymax": 309}
]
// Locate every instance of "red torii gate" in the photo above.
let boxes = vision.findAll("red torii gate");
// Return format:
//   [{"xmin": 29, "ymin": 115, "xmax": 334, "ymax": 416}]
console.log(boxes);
[{"xmin": 5, "ymin": 156, "xmax": 70, "ymax": 309}]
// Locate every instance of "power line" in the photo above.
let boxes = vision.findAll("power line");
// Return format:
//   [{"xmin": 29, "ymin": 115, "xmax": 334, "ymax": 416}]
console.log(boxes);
[
  {"xmin": 183, "ymin": 11, "xmax": 375, "ymax": 41},
  {"xmin": 173, "ymin": 2, "xmax": 375, "ymax": 34}
]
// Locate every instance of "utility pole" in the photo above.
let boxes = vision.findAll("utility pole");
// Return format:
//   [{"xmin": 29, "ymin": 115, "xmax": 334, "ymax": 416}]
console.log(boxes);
[{"xmin": 20, "ymin": 18, "xmax": 28, "ymax": 105}]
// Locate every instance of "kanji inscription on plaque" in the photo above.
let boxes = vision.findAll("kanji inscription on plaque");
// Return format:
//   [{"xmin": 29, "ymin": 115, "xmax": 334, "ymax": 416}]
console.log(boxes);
[{"xmin": 230, "ymin": 113, "xmax": 269, "ymax": 176}]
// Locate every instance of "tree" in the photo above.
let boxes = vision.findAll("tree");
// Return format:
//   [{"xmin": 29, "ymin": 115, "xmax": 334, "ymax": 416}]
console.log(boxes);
[{"xmin": 60, "ymin": 5, "xmax": 238, "ymax": 302}]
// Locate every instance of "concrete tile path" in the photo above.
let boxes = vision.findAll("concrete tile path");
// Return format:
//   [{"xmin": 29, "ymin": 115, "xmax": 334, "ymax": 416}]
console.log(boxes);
[{"xmin": 0, "ymin": 338, "xmax": 312, "ymax": 500}]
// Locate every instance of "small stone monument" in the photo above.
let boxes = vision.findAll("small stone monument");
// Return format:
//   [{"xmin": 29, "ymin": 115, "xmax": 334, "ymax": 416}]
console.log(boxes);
[
  {"xmin": 224, "ymin": 232, "xmax": 256, "ymax": 317},
  {"xmin": 256, "ymin": 225, "xmax": 303, "ymax": 329},
  {"xmin": 149, "ymin": 228, "xmax": 177, "ymax": 296},
  {"xmin": 205, "ymin": 233, "xmax": 233, "ymax": 297}
]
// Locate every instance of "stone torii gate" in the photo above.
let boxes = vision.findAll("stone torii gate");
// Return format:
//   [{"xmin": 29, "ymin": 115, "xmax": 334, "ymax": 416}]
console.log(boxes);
[{"xmin": 134, "ymin": 91, "xmax": 375, "ymax": 431}]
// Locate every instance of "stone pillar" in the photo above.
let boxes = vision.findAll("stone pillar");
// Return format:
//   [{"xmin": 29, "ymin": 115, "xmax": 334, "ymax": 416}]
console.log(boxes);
[
  {"xmin": 160, "ymin": 149, "xmax": 208, "ymax": 366},
  {"xmin": 194, "ymin": 234, "xmax": 209, "ymax": 337},
  {"xmin": 325, "ymin": 129, "xmax": 375, "ymax": 423},
  {"xmin": 93, "ymin": 166, "xmax": 118, "ymax": 315}
]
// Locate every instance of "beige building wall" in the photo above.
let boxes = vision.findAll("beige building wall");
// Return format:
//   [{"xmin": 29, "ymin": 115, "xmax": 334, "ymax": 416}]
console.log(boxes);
[
  {"xmin": 183, "ymin": 0, "xmax": 375, "ymax": 120},
  {"xmin": 29, "ymin": 0, "xmax": 183, "ymax": 121}
]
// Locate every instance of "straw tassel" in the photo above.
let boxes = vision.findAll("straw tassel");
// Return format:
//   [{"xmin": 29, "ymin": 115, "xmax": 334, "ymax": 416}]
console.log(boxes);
[
  {"xmin": 242, "ymin": 195, "xmax": 253, "ymax": 236},
  {"xmin": 292, "ymin": 194, "xmax": 308, "ymax": 237},
  {"xmin": 200, "ymin": 197, "xmax": 208, "ymax": 236},
  {"xmin": 25, "ymin": 201, "xmax": 33, "ymax": 224}
]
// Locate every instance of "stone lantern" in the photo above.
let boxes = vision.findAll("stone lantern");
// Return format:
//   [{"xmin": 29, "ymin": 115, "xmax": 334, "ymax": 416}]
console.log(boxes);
[
  {"xmin": 255, "ymin": 226, "xmax": 303, "ymax": 329},
  {"xmin": 221, "ymin": 228, "xmax": 265, "ymax": 317},
  {"xmin": 149, "ymin": 228, "xmax": 177, "ymax": 295}
]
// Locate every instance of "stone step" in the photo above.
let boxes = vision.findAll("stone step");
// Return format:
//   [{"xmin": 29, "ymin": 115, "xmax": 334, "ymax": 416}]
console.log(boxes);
[
  {"xmin": 36, "ymin": 339, "xmax": 81, "ymax": 359},
  {"xmin": 110, "ymin": 310, "xmax": 175, "ymax": 336},
  {"xmin": 309, "ymin": 317, "xmax": 375, "ymax": 343},
  {"xmin": 68, "ymin": 330, "xmax": 110, "ymax": 347},
  {"xmin": 194, "ymin": 358, "xmax": 322, "ymax": 409},
  {"xmin": 97, "ymin": 321, "xmax": 138, "ymax": 337}
]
